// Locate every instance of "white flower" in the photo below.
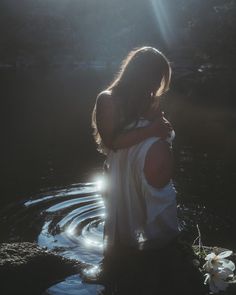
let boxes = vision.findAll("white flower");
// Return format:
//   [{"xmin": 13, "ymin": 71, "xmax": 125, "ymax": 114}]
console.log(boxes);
[
  {"xmin": 203, "ymin": 250, "xmax": 235, "ymax": 293},
  {"xmin": 203, "ymin": 250, "xmax": 235, "ymax": 272}
]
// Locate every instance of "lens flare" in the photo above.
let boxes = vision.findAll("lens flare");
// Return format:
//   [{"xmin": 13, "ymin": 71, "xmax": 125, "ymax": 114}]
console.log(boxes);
[{"xmin": 93, "ymin": 175, "xmax": 107, "ymax": 192}]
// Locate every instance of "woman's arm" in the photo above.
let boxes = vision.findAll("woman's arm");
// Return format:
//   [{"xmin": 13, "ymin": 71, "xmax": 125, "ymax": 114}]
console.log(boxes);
[
  {"xmin": 112, "ymin": 117, "xmax": 172, "ymax": 150},
  {"xmin": 96, "ymin": 92, "xmax": 171, "ymax": 150}
]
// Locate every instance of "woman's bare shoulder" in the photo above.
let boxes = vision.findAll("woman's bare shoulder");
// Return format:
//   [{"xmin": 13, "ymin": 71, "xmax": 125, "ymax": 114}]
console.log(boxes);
[
  {"xmin": 95, "ymin": 90, "xmax": 117, "ymax": 149},
  {"xmin": 97, "ymin": 90, "xmax": 112, "ymax": 102},
  {"xmin": 96, "ymin": 90, "xmax": 115, "ymax": 112}
]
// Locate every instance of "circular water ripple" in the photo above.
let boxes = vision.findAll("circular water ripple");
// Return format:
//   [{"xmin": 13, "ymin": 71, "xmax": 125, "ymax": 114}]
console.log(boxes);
[
  {"xmin": 24, "ymin": 182, "xmax": 105, "ymax": 264},
  {"xmin": 22, "ymin": 182, "xmax": 107, "ymax": 294}
]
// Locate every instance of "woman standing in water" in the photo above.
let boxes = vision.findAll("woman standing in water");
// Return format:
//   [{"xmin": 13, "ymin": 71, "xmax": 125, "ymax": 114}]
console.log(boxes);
[
  {"xmin": 92, "ymin": 46, "xmax": 179, "ymax": 250},
  {"xmin": 87, "ymin": 46, "xmax": 205, "ymax": 294}
]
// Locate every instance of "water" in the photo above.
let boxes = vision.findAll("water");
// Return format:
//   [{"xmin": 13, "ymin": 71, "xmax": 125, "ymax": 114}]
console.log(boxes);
[
  {"xmin": 23, "ymin": 182, "xmax": 105, "ymax": 294},
  {"xmin": 0, "ymin": 175, "xmax": 232, "ymax": 294},
  {"xmin": 1, "ymin": 130, "xmax": 236, "ymax": 294},
  {"xmin": 22, "ymin": 183, "xmax": 102, "ymax": 259},
  {"xmin": 44, "ymin": 275, "xmax": 104, "ymax": 295}
]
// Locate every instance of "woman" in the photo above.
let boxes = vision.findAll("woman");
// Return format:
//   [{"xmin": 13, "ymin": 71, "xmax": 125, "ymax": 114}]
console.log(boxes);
[
  {"xmin": 85, "ymin": 47, "xmax": 205, "ymax": 294},
  {"xmin": 92, "ymin": 46, "xmax": 179, "ymax": 252}
]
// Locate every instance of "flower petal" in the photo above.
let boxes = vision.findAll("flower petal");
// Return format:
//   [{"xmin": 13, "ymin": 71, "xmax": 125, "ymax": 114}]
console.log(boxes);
[
  {"xmin": 205, "ymin": 253, "xmax": 216, "ymax": 260},
  {"xmin": 203, "ymin": 260, "xmax": 214, "ymax": 272},
  {"xmin": 219, "ymin": 259, "xmax": 235, "ymax": 271},
  {"xmin": 217, "ymin": 250, "xmax": 233, "ymax": 259},
  {"xmin": 204, "ymin": 273, "xmax": 210, "ymax": 284},
  {"xmin": 217, "ymin": 268, "xmax": 234, "ymax": 280},
  {"xmin": 211, "ymin": 260, "xmax": 224, "ymax": 271}
]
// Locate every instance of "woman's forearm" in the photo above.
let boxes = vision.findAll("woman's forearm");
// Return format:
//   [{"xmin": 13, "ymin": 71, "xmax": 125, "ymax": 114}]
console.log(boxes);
[
  {"xmin": 111, "ymin": 116, "xmax": 172, "ymax": 150},
  {"xmin": 112, "ymin": 125, "xmax": 154, "ymax": 150}
]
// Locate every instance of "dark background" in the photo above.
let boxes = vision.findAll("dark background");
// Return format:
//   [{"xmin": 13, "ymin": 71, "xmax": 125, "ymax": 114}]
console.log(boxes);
[{"xmin": 1, "ymin": 0, "xmax": 236, "ymax": 209}]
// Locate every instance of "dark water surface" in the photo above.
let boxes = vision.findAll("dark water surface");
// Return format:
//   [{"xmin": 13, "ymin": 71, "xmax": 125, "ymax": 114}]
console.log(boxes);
[{"xmin": 1, "ymin": 67, "xmax": 236, "ymax": 294}]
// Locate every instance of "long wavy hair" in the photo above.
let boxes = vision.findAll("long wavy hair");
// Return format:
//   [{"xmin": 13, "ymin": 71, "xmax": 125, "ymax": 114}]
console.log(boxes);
[{"xmin": 92, "ymin": 46, "xmax": 171, "ymax": 153}]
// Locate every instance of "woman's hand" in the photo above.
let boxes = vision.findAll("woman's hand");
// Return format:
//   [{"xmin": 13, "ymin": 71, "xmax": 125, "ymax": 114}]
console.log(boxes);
[{"xmin": 149, "ymin": 116, "xmax": 173, "ymax": 139}]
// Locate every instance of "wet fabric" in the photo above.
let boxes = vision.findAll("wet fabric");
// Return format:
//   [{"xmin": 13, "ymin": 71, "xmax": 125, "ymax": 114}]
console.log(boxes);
[{"xmin": 104, "ymin": 119, "xmax": 179, "ymax": 250}]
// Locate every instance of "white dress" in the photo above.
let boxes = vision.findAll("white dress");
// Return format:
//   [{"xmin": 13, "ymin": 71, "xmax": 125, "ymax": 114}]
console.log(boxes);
[{"xmin": 104, "ymin": 119, "xmax": 179, "ymax": 251}]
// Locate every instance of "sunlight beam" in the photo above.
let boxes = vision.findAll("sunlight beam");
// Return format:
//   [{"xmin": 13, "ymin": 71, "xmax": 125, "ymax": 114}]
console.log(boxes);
[{"xmin": 149, "ymin": 0, "xmax": 174, "ymax": 46}]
